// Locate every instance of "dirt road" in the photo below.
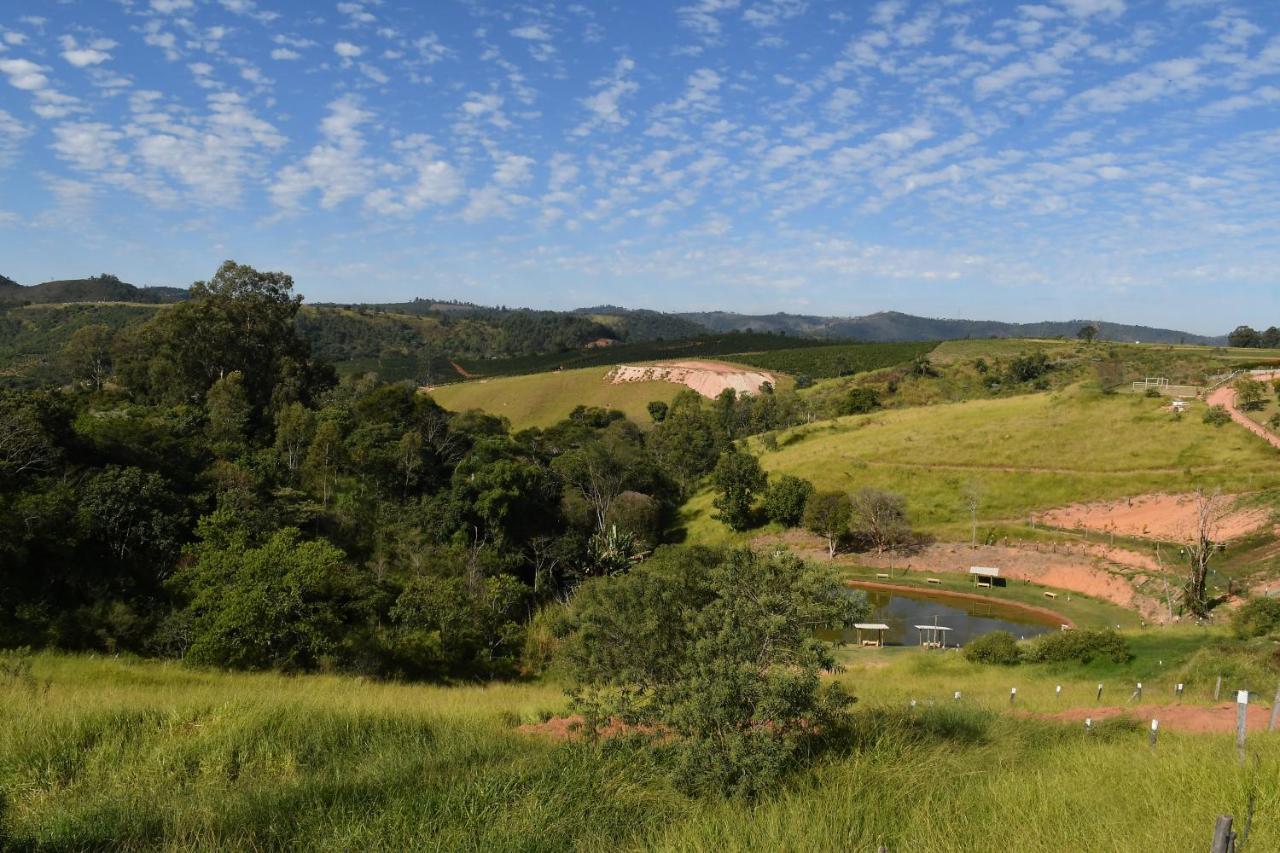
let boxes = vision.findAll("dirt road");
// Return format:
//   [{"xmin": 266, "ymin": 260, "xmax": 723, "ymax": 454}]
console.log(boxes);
[{"xmin": 1206, "ymin": 371, "xmax": 1280, "ymax": 451}]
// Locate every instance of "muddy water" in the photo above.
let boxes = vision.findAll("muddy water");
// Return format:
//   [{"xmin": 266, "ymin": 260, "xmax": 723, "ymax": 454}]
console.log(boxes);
[{"xmin": 828, "ymin": 587, "xmax": 1060, "ymax": 647}]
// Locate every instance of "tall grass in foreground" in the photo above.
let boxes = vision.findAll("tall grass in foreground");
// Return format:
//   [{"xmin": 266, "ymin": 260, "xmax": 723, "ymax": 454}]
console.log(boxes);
[{"xmin": 3, "ymin": 650, "xmax": 1279, "ymax": 851}]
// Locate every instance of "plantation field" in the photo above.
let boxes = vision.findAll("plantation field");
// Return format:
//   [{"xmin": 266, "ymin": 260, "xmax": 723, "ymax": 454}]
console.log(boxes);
[
  {"xmin": 453, "ymin": 331, "xmax": 824, "ymax": 379},
  {"xmin": 729, "ymin": 340, "xmax": 937, "ymax": 379},
  {"xmin": 683, "ymin": 385, "xmax": 1280, "ymax": 542},
  {"xmin": 5, "ymin": 644, "xmax": 1279, "ymax": 851},
  {"xmin": 426, "ymin": 364, "xmax": 687, "ymax": 429}
]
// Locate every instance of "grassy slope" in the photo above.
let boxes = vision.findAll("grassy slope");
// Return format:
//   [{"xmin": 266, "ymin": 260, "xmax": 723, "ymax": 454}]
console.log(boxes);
[
  {"xmin": 427, "ymin": 365, "xmax": 686, "ymax": 429},
  {"xmin": 683, "ymin": 384, "xmax": 1280, "ymax": 543},
  {"xmin": 5, "ymin": 646, "xmax": 1280, "ymax": 851}
]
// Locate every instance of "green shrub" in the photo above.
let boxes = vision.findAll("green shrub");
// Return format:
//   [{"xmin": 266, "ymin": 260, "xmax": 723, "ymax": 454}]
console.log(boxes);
[
  {"xmin": 963, "ymin": 631, "xmax": 1021, "ymax": 665},
  {"xmin": 841, "ymin": 387, "xmax": 881, "ymax": 415},
  {"xmin": 1232, "ymin": 597, "xmax": 1280, "ymax": 639},
  {"xmin": 1203, "ymin": 405, "xmax": 1231, "ymax": 426},
  {"xmin": 763, "ymin": 474, "xmax": 814, "ymax": 527},
  {"xmin": 1023, "ymin": 629, "xmax": 1132, "ymax": 664}
]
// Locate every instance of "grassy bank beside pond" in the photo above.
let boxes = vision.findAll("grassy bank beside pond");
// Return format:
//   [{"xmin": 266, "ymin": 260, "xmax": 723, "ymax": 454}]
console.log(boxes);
[
  {"xmin": 4, "ymin": 644, "xmax": 1280, "ymax": 851},
  {"xmin": 839, "ymin": 565, "xmax": 1143, "ymax": 631}
]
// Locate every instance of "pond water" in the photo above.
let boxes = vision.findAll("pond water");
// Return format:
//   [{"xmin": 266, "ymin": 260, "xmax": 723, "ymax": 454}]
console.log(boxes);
[{"xmin": 828, "ymin": 586, "xmax": 1061, "ymax": 647}]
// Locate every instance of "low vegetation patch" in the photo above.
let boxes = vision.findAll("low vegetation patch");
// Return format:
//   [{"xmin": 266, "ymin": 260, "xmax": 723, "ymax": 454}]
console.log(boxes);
[
  {"xmin": 1023, "ymin": 629, "xmax": 1133, "ymax": 665},
  {"xmin": 729, "ymin": 341, "xmax": 936, "ymax": 380},
  {"xmin": 963, "ymin": 631, "xmax": 1022, "ymax": 665}
]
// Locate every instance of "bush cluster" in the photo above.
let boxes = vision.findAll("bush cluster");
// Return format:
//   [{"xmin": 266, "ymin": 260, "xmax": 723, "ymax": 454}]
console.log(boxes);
[
  {"xmin": 1231, "ymin": 597, "xmax": 1280, "ymax": 639},
  {"xmin": 964, "ymin": 629, "xmax": 1132, "ymax": 666},
  {"xmin": 1023, "ymin": 629, "xmax": 1132, "ymax": 664},
  {"xmin": 962, "ymin": 631, "xmax": 1020, "ymax": 665},
  {"xmin": 1203, "ymin": 405, "xmax": 1231, "ymax": 426}
]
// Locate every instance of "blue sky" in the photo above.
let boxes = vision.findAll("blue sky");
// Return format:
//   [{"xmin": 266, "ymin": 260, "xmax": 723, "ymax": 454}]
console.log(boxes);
[{"xmin": 0, "ymin": 0, "xmax": 1277, "ymax": 332}]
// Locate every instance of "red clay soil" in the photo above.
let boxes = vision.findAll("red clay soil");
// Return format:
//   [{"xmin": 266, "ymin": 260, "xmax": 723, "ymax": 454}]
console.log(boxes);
[
  {"xmin": 846, "ymin": 580, "xmax": 1073, "ymax": 627},
  {"xmin": 1038, "ymin": 493, "xmax": 1272, "ymax": 543},
  {"xmin": 609, "ymin": 360, "xmax": 777, "ymax": 398},
  {"xmin": 1207, "ymin": 370, "xmax": 1280, "ymax": 451},
  {"xmin": 449, "ymin": 360, "xmax": 476, "ymax": 379},
  {"xmin": 1038, "ymin": 702, "xmax": 1274, "ymax": 734}
]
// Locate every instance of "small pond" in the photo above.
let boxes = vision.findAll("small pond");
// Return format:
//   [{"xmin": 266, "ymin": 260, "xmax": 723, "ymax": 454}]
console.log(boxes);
[{"xmin": 827, "ymin": 586, "xmax": 1061, "ymax": 647}]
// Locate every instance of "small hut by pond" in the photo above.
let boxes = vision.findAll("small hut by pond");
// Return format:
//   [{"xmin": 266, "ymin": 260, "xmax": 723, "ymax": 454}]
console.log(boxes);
[
  {"xmin": 853, "ymin": 623, "xmax": 890, "ymax": 647},
  {"xmin": 914, "ymin": 624, "xmax": 953, "ymax": 649},
  {"xmin": 969, "ymin": 566, "xmax": 1003, "ymax": 588}
]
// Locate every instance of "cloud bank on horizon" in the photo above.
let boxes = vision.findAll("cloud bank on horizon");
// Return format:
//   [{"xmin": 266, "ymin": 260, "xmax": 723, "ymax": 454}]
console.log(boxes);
[{"xmin": 0, "ymin": 0, "xmax": 1277, "ymax": 332}]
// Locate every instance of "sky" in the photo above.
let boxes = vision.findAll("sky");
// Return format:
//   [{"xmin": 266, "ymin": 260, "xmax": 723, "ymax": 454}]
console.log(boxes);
[{"xmin": 0, "ymin": 1, "xmax": 1278, "ymax": 332}]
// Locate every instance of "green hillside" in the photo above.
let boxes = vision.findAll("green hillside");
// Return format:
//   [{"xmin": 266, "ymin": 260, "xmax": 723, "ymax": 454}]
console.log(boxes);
[{"xmin": 682, "ymin": 384, "xmax": 1280, "ymax": 543}]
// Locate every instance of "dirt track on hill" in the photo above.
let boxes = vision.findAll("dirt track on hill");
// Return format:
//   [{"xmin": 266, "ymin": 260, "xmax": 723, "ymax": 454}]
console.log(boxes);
[{"xmin": 1207, "ymin": 370, "xmax": 1280, "ymax": 451}]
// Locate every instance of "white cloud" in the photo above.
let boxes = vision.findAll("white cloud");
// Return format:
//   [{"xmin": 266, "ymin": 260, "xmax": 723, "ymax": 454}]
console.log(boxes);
[
  {"xmin": 1064, "ymin": 57, "xmax": 1202, "ymax": 115},
  {"xmin": 511, "ymin": 24, "xmax": 551, "ymax": 41},
  {"xmin": 271, "ymin": 48, "xmax": 301, "ymax": 60},
  {"xmin": 272, "ymin": 95, "xmax": 375, "ymax": 210},
  {"xmin": 493, "ymin": 153, "xmax": 535, "ymax": 186},
  {"xmin": 462, "ymin": 184, "xmax": 526, "ymax": 222},
  {"xmin": 337, "ymin": 2, "xmax": 376, "ymax": 25},
  {"xmin": 0, "ymin": 58, "xmax": 50, "ymax": 91},
  {"xmin": 678, "ymin": 0, "xmax": 741, "ymax": 36},
  {"xmin": 414, "ymin": 33, "xmax": 451, "ymax": 64},
  {"xmin": 150, "ymin": 0, "xmax": 195, "ymax": 14},
  {"xmin": 0, "ymin": 107, "xmax": 30, "ymax": 167},
  {"xmin": 52, "ymin": 122, "xmax": 127, "ymax": 172},
  {"xmin": 60, "ymin": 36, "xmax": 114, "ymax": 67},
  {"xmin": 365, "ymin": 157, "xmax": 464, "ymax": 216},
  {"xmin": 334, "ymin": 41, "xmax": 364, "ymax": 59},
  {"xmin": 1057, "ymin": 0, "xmax": 1125, "ymax": 18},
  {"xmin": 743, "ymin": 0, "xmax": 806, "ymax": 29},
  {"xmin": 219, "ymin": 0, "xmax": 281, "ymax": 22},
  {"xmin": 576, "ymin": 57, "xmax": 638, "ymax": 134},
  {"xmin": 142, "ymin": 20, "xmax": 180, "ymax": 61}
]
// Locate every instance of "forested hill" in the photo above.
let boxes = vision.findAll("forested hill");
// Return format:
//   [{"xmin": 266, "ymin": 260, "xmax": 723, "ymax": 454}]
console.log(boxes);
[
  {"xmin": 680, "ymin": 310, "xmax": 1225, "ymax": 346},
  {"xmin": 0, "ymin": 273, "xmax": 187, "ymax": 305},
  {"xmin": 318, "ymin": 298, "xmax": 707, "ymax": 343}
]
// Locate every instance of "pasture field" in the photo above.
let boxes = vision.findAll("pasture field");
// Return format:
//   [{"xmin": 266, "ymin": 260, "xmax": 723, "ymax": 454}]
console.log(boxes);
[
  {"xmin": 4, "ymin": 644, "xmax": 1279, "ymax": 852},
  {"xmin": 682, "ymin": 384, "xmax": 1280, "ymax": 543},
  {"xmin": 425, "ymin": 364, "xmax": 687, "ymax": 430},
  {"xmin": 728, "ymin": 340, "xmax": 936, "ymax": 379}
]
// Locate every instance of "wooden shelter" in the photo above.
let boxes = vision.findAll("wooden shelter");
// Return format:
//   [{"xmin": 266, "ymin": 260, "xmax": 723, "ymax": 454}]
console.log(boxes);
[
  {"xmin": 853, "ymin": 622, "xmax": 890, "ymax": 647},
  {"xmin": 970, "ymin": 566, "xmax": 1001, "ymax": 588},
  {"xmin": 914, "ymin": 624, "xmax": 953, "ymax": 649}
]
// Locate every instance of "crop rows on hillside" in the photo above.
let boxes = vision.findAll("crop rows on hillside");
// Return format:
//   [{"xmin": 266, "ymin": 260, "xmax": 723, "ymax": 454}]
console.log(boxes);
[
  {"xmin": 731, "ymin": 341, "xmax": 938, "ymax": 378},
  {"xmin": 452, "ymin": 332, "xmax": 829, "ymax": 379}
]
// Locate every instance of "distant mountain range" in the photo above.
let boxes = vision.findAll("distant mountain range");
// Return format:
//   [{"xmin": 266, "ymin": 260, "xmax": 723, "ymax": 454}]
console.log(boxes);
[
  {"xmin": 0, "ymin": 274, "xmax": 187, "ymax": 305},
  {"xmin": 2, "ymin": 273, "xmax": 1230, "ymax": 345},
  {"xmin": 677, "ymin": 310, "xmax": 1226, "ymax": 346}
]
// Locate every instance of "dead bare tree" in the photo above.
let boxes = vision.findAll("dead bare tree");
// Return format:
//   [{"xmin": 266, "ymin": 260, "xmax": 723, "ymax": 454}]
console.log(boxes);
[
  {"xmin": 1183, "ymin": 487, "xmax": 1226, "ymax": 617},
  {"xmin": 0, "ymin": 398, "xmax": 55, "ymax": 479}
]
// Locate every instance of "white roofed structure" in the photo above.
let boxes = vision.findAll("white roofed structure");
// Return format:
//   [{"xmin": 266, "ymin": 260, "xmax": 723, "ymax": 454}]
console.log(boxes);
[{"xmin": 853, "ymin": 623, "xmax": 891, "ymax": 647}]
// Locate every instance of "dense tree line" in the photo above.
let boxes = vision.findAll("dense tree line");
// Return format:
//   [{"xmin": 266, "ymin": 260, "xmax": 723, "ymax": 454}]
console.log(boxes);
[
  {"xmin": 0, "ymin": 261, "xmax": 823, "ymax": 682},
  {"xmin": 1227, "ymin": 325, "xmax": 1280, "ymax": 349}
]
